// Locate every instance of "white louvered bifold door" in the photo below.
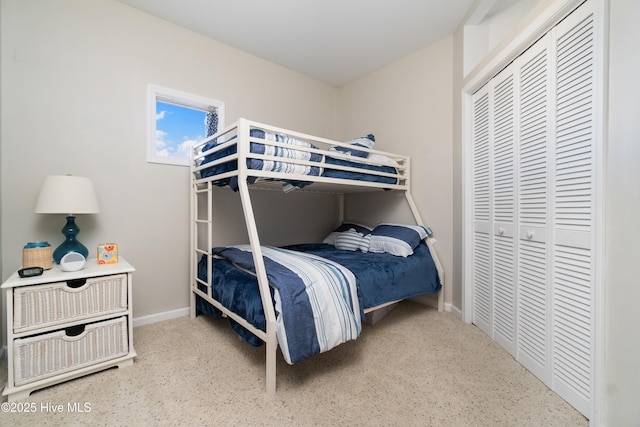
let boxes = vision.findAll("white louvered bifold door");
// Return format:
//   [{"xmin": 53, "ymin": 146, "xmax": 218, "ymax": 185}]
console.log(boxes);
[
  {"xmin": 468, "ymin": 0, "xmax": 597, "ymax": 418},
  {"xmin": 492, "ymin": 65, "xmax": 517, "ymax": 355},
  {"xmin": 551, "ymin": 3, "xmax": 595, "ymax": 416},
  {"xmin": 471, "ymin": 84, "xmax": 492, "ymax": 336},
  {"xmin": 516, "ymin": 32, "xmax": 552, "ymax": 383}
]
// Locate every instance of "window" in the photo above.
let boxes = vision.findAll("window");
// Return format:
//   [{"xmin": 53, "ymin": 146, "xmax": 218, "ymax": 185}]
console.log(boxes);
[{"xmin": 147, "ymin": 84, "xmax": 225, "ymax": 166}]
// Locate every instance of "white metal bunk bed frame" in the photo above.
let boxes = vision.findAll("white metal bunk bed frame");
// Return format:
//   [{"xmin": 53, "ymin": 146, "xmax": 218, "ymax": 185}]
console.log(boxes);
[{"xmin": 189, "ymin": 118, "xmax": 444, "ymax": 393}]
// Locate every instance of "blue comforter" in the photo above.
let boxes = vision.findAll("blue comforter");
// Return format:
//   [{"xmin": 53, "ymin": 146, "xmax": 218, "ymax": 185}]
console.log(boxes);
[
  {"xmin": 289, "ymin": 242, "xmax": 440, "ymax": 308},
  {"xmin": 196, "ymin": 242, "xmax": 440, "ymax": 362},
  {"xmin": 323, "ymin": 156, "xmax": 398, "ymax": 184},
  {"xmin": 200, "ymin": 245, "xmax": 360, "ymax": 364}
]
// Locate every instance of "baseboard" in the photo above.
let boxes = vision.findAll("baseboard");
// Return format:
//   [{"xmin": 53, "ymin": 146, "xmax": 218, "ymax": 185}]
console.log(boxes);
[
  {"xmin": 448, "ymin": 304, "xmax": 462, "ymax": 319},
  {"xmin": 132, "ymin": 307, "xmax": 190, "ymax": 328},
  {"xmin": 409, "ymin": 296, "xmax": 462, "ymax": 320}
]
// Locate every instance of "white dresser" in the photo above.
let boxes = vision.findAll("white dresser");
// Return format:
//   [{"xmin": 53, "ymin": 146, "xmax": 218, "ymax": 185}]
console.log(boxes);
[{"xmin": 2, "ymin": 258, "xmax": 136, "ymax": 401}]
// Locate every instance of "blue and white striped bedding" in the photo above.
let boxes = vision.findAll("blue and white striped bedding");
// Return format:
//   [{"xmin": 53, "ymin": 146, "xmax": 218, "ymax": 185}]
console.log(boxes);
[
  {"xmin": 251, "ymin": 132, "xmax": 323, "ymax": 177},
  {"xmin": 200, "ymin": 129, "xmax": 323, "ymax": 190},
  {"xmin": 210, "ymin": 245, "xmax": 361, "ymax": 364},
  {"xmin": 199, "ymin": 129, "xmax": 398, "ymax": 190}
]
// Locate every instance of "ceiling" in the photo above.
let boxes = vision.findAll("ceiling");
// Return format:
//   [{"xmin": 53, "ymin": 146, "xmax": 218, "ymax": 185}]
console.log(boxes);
[{"xmin": 116, "ymin": 0, "xmax": 477, "ymax": 86}]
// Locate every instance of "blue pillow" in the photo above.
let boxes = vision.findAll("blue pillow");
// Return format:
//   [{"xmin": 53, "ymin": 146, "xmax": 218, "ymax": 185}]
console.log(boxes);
[
  {"xmin": 368, "ymin": 224, "xmax": 432, "ymax": 257},
  {"xmin": 323, "ymin": 221, "xmax": 373, "ymax": 246}
]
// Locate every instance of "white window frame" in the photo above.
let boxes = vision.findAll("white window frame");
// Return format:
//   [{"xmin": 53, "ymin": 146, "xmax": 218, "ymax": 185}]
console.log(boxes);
[{"xmin": 147, "ymin": 84, "xmax": 225, "ymax": 166}]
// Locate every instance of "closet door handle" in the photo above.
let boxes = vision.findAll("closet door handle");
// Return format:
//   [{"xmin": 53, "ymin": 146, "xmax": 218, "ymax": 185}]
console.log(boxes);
[
  {"xmin": 498, "ymin": 227, "xmax": 505, "ymax": 235},
  {"xmin": 526, "ymin": 231, "xmax": 534, "ymax": 240}
]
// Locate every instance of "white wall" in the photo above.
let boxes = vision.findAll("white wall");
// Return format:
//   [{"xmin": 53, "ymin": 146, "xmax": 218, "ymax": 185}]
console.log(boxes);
[
  {"xmin": 605, "ymin": 1, "xmax": 640, "ymax": 424},
  {"xmin": 337, "ymin": 37, "xmax": 454, "ymax": 309},
  {"xmin": 0, "ymin": 0, "xmax": 338, "ymax": 330},
  {"xmin": 463, "ymin": 0, "xmax": 539, "ymax": 75}
]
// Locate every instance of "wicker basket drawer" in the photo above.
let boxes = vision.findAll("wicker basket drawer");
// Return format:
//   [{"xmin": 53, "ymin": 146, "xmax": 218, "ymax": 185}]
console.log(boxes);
[
  {"xmin": 13, "ymin": 316, "xmax": 129, "ymax": 386},
  {"xmin": 13, "ymin": 274, "xmax": 128, "ymax": 333}
]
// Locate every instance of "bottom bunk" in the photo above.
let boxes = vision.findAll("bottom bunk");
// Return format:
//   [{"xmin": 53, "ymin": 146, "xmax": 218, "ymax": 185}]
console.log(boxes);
[{"xmin": 194, "ymin": 234, "xmax": 441, "ymax": 366}]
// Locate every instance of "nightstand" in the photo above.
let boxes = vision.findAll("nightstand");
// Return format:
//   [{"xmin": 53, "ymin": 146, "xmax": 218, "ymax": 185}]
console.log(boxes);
[{"xmin": 2, "ymin": 258, "xmax": 136, "ymax": 401}]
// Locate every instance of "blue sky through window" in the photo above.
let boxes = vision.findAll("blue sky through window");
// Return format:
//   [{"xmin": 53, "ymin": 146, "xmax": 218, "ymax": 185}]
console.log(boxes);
[{"xmin": 155, "ymin": 101, "xmax": 207, "ymax": 160}]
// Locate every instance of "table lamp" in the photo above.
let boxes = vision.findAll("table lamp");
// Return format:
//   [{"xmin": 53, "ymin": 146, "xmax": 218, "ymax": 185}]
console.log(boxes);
[{"xmin": 34, "ymin": 175, "xmax": 100, "ymax": 264}]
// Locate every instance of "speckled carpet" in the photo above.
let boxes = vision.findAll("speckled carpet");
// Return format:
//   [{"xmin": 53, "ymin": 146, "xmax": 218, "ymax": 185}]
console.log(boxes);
[{"xmin": 1, "ymin": 302, "xmax": 587, "ymax": 426}]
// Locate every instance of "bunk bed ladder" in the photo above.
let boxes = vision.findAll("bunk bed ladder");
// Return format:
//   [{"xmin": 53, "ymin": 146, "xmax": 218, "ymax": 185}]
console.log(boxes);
[{"xmin": 190, "ymin": 180, "xmax": 214, "ymax": 318}]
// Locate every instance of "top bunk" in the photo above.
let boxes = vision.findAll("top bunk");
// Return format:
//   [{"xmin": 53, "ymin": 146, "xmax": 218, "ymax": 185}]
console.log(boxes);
[{"xmin": 191, "ymin": 118, "xmax": 410, "ymax": 194}]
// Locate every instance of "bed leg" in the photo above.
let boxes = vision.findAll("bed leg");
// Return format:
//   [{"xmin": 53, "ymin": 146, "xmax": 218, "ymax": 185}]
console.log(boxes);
[
  {"xmin": 438, "ymin": 288, "xmax": 444, "ymax": 312},
  {"xmin": 189, "ymin": 288, "xmax": 196, "ymax": 319},
  {"xmin": 265, "ymin": 331, "xmax": 277, "ymax": 393}
]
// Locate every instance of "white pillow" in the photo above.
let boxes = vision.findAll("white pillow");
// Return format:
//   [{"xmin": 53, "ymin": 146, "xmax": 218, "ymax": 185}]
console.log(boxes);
[
  {"xmin": 367, "ymin": 153, "xmax": 400, "ymax": 167},
  {"xmin": 323, "ymin": 221, "xmax": 373, "ymax": 246},
  {"xmin": 335, "ymin": 229, "xmax": 371, "ymax": 252}
]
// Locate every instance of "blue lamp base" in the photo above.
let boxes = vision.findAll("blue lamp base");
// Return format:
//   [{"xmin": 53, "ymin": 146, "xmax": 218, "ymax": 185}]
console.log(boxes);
[{"xmin": 53, "ymin": 215, "xmax": 89, "ymax": 264}]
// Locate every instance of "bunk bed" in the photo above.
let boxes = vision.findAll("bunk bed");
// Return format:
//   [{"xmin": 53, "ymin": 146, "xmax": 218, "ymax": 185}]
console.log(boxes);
[{"xmin": 190, "ymin": 118, "xmax": 444, "ymax": 393}]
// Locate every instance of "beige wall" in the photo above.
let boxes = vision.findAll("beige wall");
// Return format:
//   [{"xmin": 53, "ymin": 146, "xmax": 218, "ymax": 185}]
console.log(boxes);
[
  {"xmin": 605, "ymin": 1, "xmax": 640, "ymax": 424},
  {"xmin": 0, "ymin": 0, "xmax": 338, "ymax": 326},
  {"xmin": 337, "ymin": 37, "xmax": 454, "ymax": 309}
]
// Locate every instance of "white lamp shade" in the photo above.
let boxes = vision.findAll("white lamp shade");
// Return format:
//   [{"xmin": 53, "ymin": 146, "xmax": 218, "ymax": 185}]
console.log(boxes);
[{"xmin": 34, "ymin": 175, "xmax": 100, "ymax": 214}]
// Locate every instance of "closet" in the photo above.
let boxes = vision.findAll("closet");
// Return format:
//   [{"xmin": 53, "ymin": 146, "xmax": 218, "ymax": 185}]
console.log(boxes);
[{"xmin": 469, "ymin": 0, "xmax": 598, "ymax": 418}]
